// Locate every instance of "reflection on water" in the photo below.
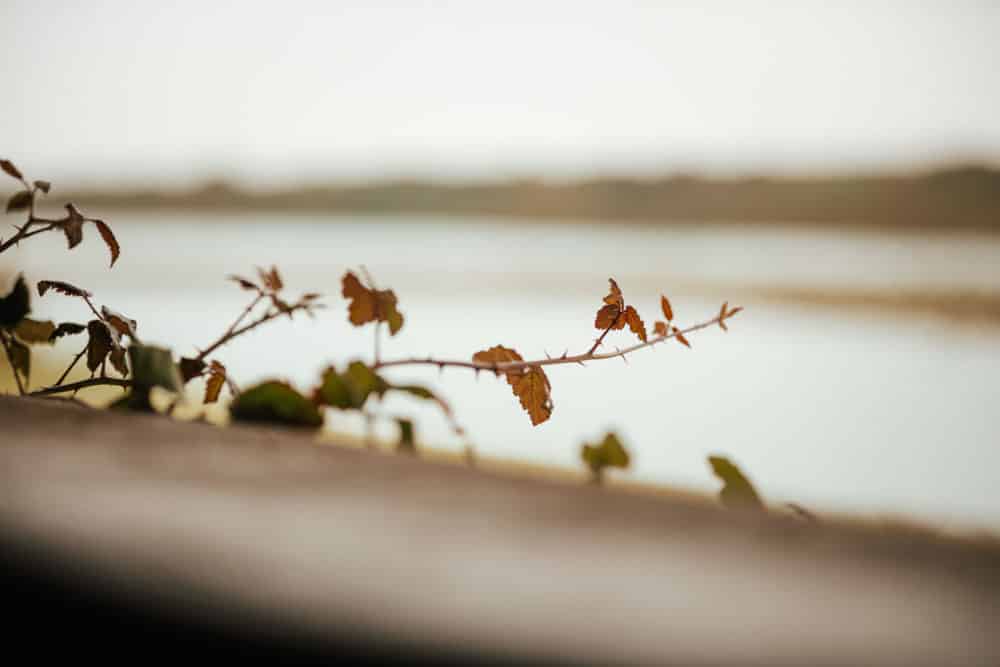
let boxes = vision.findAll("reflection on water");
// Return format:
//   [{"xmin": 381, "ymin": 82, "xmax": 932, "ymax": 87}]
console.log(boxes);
[{"xmin": 5, "ymin": 213, "xmax": 1000, "ymax": 529}]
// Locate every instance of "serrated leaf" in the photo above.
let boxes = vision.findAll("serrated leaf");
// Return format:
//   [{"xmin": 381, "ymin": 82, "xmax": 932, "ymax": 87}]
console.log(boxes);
[
  {"xmin": 603, "ymin": 278, "xmax": 624, "ymax": 308},
  {"xmin": 594, "ymin": 303, "xmax": 620, "ymax": 329},
  {"xmin": 660, "ymin": 295, "xmax": 674, "ymax": 321},
  {"xmin": 14, "ymin": 318, "xmax": 55, "ymax": 343},
  {"xmin": 37, "ymin": 280, "xmax": 91, "ymax": 299},
  {"xmin": 86, "ymin": 320, "xmax": 113, "ymax": 372},
  {"xmin": 128, "ymin": 344, "xmax": 180, "ymax": 392},
  {"xmin": 510, "ymin": 365, "xmax": 552, "ymax": 426},
  {"xmin": 231, "ymin": 381, "xmax": 323, "ymax": 428},
  {"xmin": 396, "ymin": 418, "xmax": 416, "ymax": 454},
  {"xmin": 33, "ymin": 180, "xmax": 51, "ymax": 194},
  {"xmin": 49, "ymin": 321, "xmax": 86, "ymax": 341},
  {"xmin": 341, "ymin": 271, "xmax": 405, "ymax": 335},
  {"xmin": 92, "ymin": 220, "xmax": 120, "ymax": 267},
  {"xmin": 472, "ymin": 345, "xmax": 524, "ymax": 376},
  {"xmin": 204, "ymin": 361, "xmax": 226, "ymax": 404},
  {"xmin": 8, "ymin": 336, "xmax": 30, "ymax": 384},
  {"xmin": 0, "ymin": 275, "xmax": 30, "ymax": 327},
  {"xmin": 708, "ymin": 456, "xmax": 764, "ymax": 511},
  {"xmin": 1, "ymin": 159, "xmax": 23, "ymax": 180},
  {"xmin": 623, "ymin": 305, "xmax": 647, "ymax": 342},
  {"xmin": 6, "ymin": 190, "xmax": 32, "ymax": 213},
  {"xmin": 101, "ymin": 306, "xmax": 137, "ymax": 340}
]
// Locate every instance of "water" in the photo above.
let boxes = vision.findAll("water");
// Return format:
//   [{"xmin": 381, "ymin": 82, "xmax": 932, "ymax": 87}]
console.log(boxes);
[{"xmin": 6, "ymin": 212, "xmax": 1000, "ymax": 530}]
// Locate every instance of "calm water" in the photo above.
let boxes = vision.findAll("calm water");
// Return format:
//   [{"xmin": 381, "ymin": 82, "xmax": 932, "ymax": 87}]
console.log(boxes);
[{"xmin": 7, "ymin": 213, "xmax": 1000, "ymax": 530}]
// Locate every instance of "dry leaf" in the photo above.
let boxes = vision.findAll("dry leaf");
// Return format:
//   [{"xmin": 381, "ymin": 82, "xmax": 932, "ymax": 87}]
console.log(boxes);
[
  {"xmin": 92, "ymin": 220, "xmax": 120, "ymax": 268},
  {"xmin": 257, "ymin": 265, "xmax": 283, "ymax": 292},
  {"xmin": 660, "ymin": 295, "xmax": 674, "ymax": 321},
  {"xmin": 594, "ymin": 304, "xmax": 620, "ymax": 329},
  {"xmin": 623, "ymin": 305, "xmax": 647, "ymax": 342},
  {"xmin": 1, "ymin": 159, "xmax": 23, "ymax": 180},
  {"xmin": 603, "ymin": 278, "xmax": 624, "ymax": 308},
  {"xmin": 61, "ymin": 204, "xmax": 85, "ymax": 249},
  {"xmin": 33, "ymin": 180, "xmax": 51, "ymax": 194},
  {"xmin": 37, "ymin": 280, "xmax": 92, "ymax": 299},
  {"xmin": 341, "ymin": 271, "xmax": 405, "ymax": 336},
  {"xmin": 653, "ymin": 321, "xmax": 668, "ymax": 337},
  {"xmin": 101, "ymin": 306, "xmax": 138, "ymax": 340},
  {"xmin": 86, "ymin": 320, "xmax": 113, "ymax": 372},
  {"xmin": 5, "ymin": 190, "xmax": 32, "ymax": 213},
  {"xmin": 672, "ymin": 326, "xmax": 691, "ymax": 348},
  {"xmin": 510, "ymin": 365, "xmax": 552, "ymax": 426},
  {"xmin": 228, "ymin": 275, "xmax": 259, "ymax": 291},
  {"xmin": 204, "ymin": 360, "xmax": 226, "ymax": 403},
  {"xmin": 472, "ymin": 345, "xmax": 525, "ymax": 380}
]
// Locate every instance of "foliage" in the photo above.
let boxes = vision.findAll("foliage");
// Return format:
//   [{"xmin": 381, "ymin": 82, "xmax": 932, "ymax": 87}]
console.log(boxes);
[
  {"xmin": 3, "ymin": 155, "xmax": 780, "ymax": 514},
  {"xmin": 581, "ymin": 431, "xmax": 630, "ymax": 484}
]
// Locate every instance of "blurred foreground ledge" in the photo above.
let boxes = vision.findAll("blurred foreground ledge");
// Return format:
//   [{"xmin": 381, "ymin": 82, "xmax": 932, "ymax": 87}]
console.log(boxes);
[{"xmin": 1, "ymin": 395, "xmax": 998, "ymax": 665}]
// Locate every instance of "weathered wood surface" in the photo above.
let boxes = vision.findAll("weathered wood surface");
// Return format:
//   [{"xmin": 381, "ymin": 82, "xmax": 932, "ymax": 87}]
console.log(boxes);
[{"xmin": 1, "ymin": 396, "xmax": 998, "ymax": 665}]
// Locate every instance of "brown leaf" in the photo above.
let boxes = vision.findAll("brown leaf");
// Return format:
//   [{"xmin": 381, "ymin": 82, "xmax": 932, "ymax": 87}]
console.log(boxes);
[
  {"xmin": 61, "ymin": 204, "xmax": 85, "ymax": 249},
  {"xmin": 108, "ymin": 345, "xmax": 128, "ymax": 376},
  {"xmin": 660, "ymin": 295, "xmax": 674, "ymax": 321},
  {"xmin": 623, "ymin": 305, "xmax": 647, "ymax": 342},
  {"xmin": 257, "ymin": 265, "xmax": 283, "ymax": 292},
  {"xmin": 228, "ymin": 275, "xmax": 259, "ymax": 291},
  {"xmin": 92, "ymin": 220, "xmax": 120, "ymax": 267},
  {"xmin": 204, "ymin": 361, "xmax": 226, "ymax": 404},
  {"xmin": 101, "ymin": 306, "xmax": 138, "ymax": 340},
  {"xmin": 5, "ymin": 190, "xmax": 32, "ymax": 213},
  {"xmin": 510, "ymin": 365, "xmax": 552, "ymax": 426},
  {"xmin": 179, "ymin": 356, "xmax": 206, "ymax": 383},
  {"xmin": 594, "ymin": 303, "xmax": 620, "ymax": 329},
  {"xmin": 341, "ymin": 271, "xmax": 404, "ymax": 335},
  {"xmin": 33, "ymin": 180, "xmax": 51, "ymax": 194},
  {"xmin": 342, "ymin": 271, "xmax": 377, "ymax": 325},
  {"xmin": 653, "ymin": 321, "xmax": 668, "ymax": 337},
  {"xmin": 472, "ymin": 345, "xmax": 525, "ymax": 380},
  {"xmin": 1, "ymin": 159, "xmax": 23, "ymax": 180},
  {"xmin": 603, "ymin": 278, "xmax": 624, "ymax": 308},
  {"xmin": 86, "ymin": 320, "xmax": 113, "ymax": 372},
  {"xmin": 672, "ymin": 326, "xmax": 691, "ymax": 348},
  {"xmin": 37, "ymin": 280, "xmax": 92, "ymax": 299},
  {"xmin": 49, "ymin": 322, "xmax": 86, "ymax": 341}
]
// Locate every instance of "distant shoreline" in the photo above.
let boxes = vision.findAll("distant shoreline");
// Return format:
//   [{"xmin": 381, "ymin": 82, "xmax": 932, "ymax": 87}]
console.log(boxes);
[{"xmin": 58, "ymin": 164, "xmax": 1000, "ymax": 233}]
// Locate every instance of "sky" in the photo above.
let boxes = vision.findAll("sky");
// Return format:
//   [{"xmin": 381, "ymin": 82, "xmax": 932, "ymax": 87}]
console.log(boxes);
[{"xmin": 2, "ymin": 1, "xmax": 999, "ymax": 187}]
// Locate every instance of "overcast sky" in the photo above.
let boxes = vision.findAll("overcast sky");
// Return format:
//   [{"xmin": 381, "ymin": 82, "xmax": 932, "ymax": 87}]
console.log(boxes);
[{"xmin": 2, "ymin": 1, "xmax": 999, "ymax": 186}]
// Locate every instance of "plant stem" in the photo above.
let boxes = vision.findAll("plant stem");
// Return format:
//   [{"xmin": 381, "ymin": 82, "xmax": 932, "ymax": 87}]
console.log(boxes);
[
  {"xmin": 54, "ymin": 344, "xmax": 88, "ymax": 386},
  {"xmin": 0, "ymin": 331, "xmax": 26, "ymax": 394},
  {"xmin": 29, "ymin": 377, "xmax": 131, "ymax": 397},
  {"xmin": 373, "ymin": 311, "xmax": 731, "ymax": 374}
]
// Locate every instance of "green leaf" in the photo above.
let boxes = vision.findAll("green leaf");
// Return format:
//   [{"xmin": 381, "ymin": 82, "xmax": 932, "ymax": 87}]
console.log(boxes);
[
  {"xmin": 396, "ymin": 418, "xmax": 416, "ymax": 454},
  {"xmin": 580, "ymin": 432, "xmax": 630, "ymax": 480},
  {"xmin": 13, "ymin": 318, "xmax": 56, "ymax": 344},
  {"xmin": 5, "ymin": 190, "xmax": 32, "ymax": 213},
  {"xmin": 344, "ymin": 360, "xmax": 388, "ymax": 400},
  {"xmin": 231, "ymin": 381, "xmax": 323, "ymax": 428},
  {"xmin": 0, "ymin": 275, "xmax": 30, "ymax": 327},
  {"xmin": 8, "ymin": 336, "xmax": 30, "ymax": 384},
  {"xmin": 708, "ymin": 456, "xmax": 765, "ymax": 511},
  {"xmin": 127, "ymin": 344, "xmax": 181, "ymax": 392}
]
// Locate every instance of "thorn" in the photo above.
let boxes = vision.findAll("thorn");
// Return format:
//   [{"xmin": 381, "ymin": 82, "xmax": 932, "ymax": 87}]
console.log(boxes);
[
  {"xmin": 560, "ymin": 349, "xmax": 568, "ymax": 359},
  {"xmin": 576, "ymin": 360, "xmax": 586, "ymax": 367},
  {"xmin": 544, "ymin": 349, "xmax": 552, "ymax": 360}
]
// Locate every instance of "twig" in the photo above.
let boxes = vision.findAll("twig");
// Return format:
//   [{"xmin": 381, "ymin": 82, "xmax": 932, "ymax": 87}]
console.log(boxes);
[
  {"xmin": 373, "ymin": 312, "xmax": 728, "ymax": 374},
  {"xmin": 195, "ymin": 299, "xmax": 305, "ymax": 362},
  {"xmin": 29, "ymin": 377, "xmax": 131, "ymax": 397},
  {"xmin": 0, "ymin": 331, "xmax": 26, "ymax": 394},
  {"xmin": 54, "ymin": 343, "xmax": 88, "ymax": 386}
]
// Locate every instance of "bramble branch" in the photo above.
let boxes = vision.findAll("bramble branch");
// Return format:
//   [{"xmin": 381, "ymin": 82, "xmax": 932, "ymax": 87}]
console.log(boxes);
[{"xmin": 373, "ymin": 311, "xmax": 731, "ymax": 374}]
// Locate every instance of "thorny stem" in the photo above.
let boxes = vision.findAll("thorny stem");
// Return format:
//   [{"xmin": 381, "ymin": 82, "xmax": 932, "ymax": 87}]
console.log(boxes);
[
  {"xmin": 0, "ymin": 330, "xmax": 26, "ymax": 394},
  {"xmin": 587, "ymin": 321, "xmax": 617, "ymax": 355},
  {"xmin": 373, "ymin": 312, "xmax": 731, "ymax": 374},
  {"xmin": 54, "ymin": 343, "xmax": 88, "ymax": 387},
  {"xmin": 195, "ymin": 296, "xmax": 300, "ymax": 363},
  {"xmin": 28, "ymin": 376, "xmax": 131, "ymax": 397}
]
